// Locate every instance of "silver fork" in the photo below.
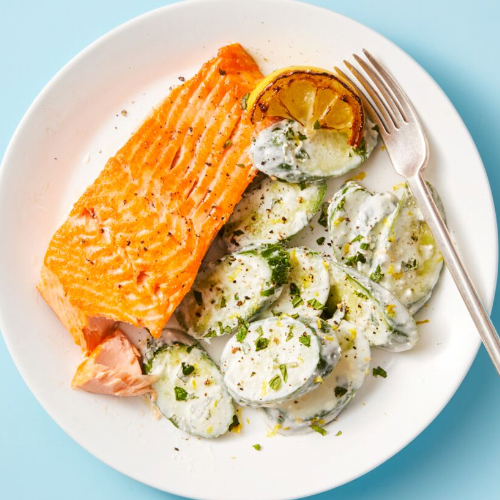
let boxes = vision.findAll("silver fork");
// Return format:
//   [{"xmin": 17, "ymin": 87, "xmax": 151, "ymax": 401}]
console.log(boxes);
[{"xmin": 335, "ymin": 50, "xmax": 500, "ymax": 376}]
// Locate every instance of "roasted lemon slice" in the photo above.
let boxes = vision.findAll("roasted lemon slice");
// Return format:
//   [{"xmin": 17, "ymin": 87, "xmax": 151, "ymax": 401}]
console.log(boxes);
[{"xmin": 247, "ymin": 66, "xmax": 364, "ymax": 147}]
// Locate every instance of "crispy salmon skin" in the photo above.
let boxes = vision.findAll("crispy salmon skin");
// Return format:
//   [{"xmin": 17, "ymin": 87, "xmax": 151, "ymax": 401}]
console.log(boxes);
[{"xmin": 38, "ymin": 44, "xmax": 263, "ymax": 352}]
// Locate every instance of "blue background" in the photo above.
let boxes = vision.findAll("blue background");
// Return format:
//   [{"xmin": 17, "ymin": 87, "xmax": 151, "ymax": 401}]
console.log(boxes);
[{"xmin": 1, "ymin": 0, "xmax": 499, "ymax": 498}]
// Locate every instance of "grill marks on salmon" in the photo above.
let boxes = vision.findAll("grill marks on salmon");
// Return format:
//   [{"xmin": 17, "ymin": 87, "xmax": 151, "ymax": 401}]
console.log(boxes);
[{"xmin": 38, "ymin": 44, "xmax": 263, "ymax": 353}]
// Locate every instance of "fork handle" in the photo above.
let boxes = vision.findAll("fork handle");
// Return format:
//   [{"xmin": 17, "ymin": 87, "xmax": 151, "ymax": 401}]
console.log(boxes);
[{"xmin": 407, "ymin": 173, "xmax": 500, "ymax": 376}]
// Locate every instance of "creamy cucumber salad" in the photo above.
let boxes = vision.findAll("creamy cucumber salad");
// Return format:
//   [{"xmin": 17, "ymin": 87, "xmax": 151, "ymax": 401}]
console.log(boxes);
[{"xmin": 142, "ymin": 117, "xmax": 446, "ymax": 439}]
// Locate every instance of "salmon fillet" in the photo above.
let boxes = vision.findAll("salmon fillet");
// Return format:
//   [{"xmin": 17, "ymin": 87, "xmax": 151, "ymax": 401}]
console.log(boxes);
[
  {"xmin": 38, "ymin": 44, "xmax": 263, "ymax": 353},
  {"xmin": 72, "ymin": 329, "xmax": 156, "ymax": 396}
]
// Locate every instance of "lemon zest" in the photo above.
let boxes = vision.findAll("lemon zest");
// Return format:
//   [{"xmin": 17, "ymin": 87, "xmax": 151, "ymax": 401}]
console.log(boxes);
[
  {"xmin": 386, "ymin": 304, "xmax": 396, "ymax": 317},
  {"xmin": 347, "ymin": 171, "xmax": 366, "ymax": 181}
]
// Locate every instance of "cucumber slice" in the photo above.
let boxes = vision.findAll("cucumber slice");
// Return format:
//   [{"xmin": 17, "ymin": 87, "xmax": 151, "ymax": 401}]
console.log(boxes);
[
  {"xmin": 220, "ymin": 316, "xmax": 340, "ymax": 407},
  {"xmin": 176, "ymin": 244, "xmax": 290, "ymax": 339},
  {"xmin": 370, "ymin": 185, "xmax": 445, "ymax": 314},
  {"xmin": 327, "ymin": 261, "xmax": 418, "ymax": 352},
  {"xmin": 328, "ymin": 181, "xmax": 398, "ymax": 273},
  {"xmin": 145, "ymin": 342, "xmax": 235, "ymax": 438},
  {"xmin": 260, "ymin": 247, "xmax": 330, "ymax": 319},
  {"xmin": 264, "ymin": 319, "xmax": 371, "ymax": 433},
  {"xmin": 249, "ymin": 118, "xmax": 378, "ymax": 183},
  {"xmin": 222, "ymin": 176, "xmax": 326, "ymax": 252}
]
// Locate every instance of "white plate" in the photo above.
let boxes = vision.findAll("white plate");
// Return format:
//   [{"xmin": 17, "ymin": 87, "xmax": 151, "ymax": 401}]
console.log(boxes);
[{"xmin": 0, "ymin": 1, "xmax": 496, "ymax": 499}]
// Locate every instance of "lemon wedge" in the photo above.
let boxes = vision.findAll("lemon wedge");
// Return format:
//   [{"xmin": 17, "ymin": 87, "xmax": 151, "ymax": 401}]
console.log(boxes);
[{"xmin": 247, "ymin": 66, "xmax": 364, "ymax": 147}]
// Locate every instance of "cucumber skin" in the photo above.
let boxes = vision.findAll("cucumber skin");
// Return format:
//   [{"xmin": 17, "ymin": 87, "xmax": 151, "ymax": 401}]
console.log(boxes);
[
  {"xmin": 222, "ymin": 177, "xmax": 327, "ymax": 252},
  {"xmin": 370, "ymin": 184, "xmax": 446, "ymax": 315},
  {"xmin": 259, "ymin": 247, "xmax": 330, "ymax": 319},
  {"xmin": 327, "ymin": 261, "xmax": 418, "ymax": 352},
  {"xmin": 263, "ymin": 320, "xmax": 371, "ymax": 434},
  {"xmin": 146, "ymin": 342, "xmax": 236, "ymax": 438},
  {"xmin": 249, "ymin": 118, "xmax": 378, "ymax": 183},
  {"xmin": 220, "ymin": 316, "xmax": 340, "ymax": 408},
  {"xmin": 175, "ymin": 244, "xmax": 291, "ymax": 339}
]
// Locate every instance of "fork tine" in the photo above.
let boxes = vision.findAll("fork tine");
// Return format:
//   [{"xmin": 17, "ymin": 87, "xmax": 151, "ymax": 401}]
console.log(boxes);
[
  {"xmin": 334, "ymin": 66, "xmax": 388, "ymax": 135},
  {"xmin": 362, "ymin": 49, "xmax": 418, "ymax": 123},
  {"xmin": 343, "ymin": 59, "xmax": 397, "ymax": 132},
  {"xmin": 353, "ymin": 53, "xmax": 406, "ymax": 123}
]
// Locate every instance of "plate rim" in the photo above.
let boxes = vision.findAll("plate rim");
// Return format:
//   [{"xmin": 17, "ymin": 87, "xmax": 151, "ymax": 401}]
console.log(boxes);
[{"xmin": 0, "ymin": 0, "xmax": 497, "ymax": 498}]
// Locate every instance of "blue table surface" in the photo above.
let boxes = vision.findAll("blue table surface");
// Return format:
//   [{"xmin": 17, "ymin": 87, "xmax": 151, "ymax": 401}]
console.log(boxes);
[{"xmin": 1, "ymin": 0, "xmax": 499, "ymax": 498}]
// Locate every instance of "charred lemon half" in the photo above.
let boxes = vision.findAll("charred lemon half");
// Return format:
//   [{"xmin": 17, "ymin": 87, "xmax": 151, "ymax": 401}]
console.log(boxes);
[{"xmin": 247, "ymin": 66, "xmax": 364, "ymax": 147}]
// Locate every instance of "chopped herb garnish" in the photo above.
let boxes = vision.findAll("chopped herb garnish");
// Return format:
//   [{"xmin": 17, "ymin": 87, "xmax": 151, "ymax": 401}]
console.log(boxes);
[
  {"xmin": 313, "ymin": 120, "xmax": 321, "ymax": 130},
  {"xmin": 181, "ymin": 363, "xmax": 195, "ymax": 376},
  {"xmin": 350, "ymin": 234, "xmax": 363, "ymax": 243},
  {"xmin": 335, "ymin": 430, "xmax": 342, "ymax": 437},
  {"xmin": 193, "ymin": 290, "xmax": 203, "ymax": 306},
  {"xmin": 295, "ymin": 149, "xmax": 310, "ymax": 160},
  {"xmin": 217, "ymin": 322, "xmax": 232, "ymax": 336},
  {"xmin": 256, "ymin": 326, "xmax": 264, "ymax": 337},
  {"xmin": 220, "ymin": 296, "xmax": 227, "ymax": 308},
  {"xmin": 289, "ymin": 283, "xmax": 301, "ymax": 296},
  {"xmin": 370, "ymin": 265, "xmax": 384, "ymax": 283},
  {"xmin": 142, "ymin": 341, "xmax": 169, "ymax": 374},
  {"xmin": 253, "ymin": 444, "xmax": 261, "ymax": 451},
  {"xmin": 297, "ymin": 131, "xmax": 307, "ymax": 141},
  {"xmin": 299, "ymin": 333, "xmax": 311, "ymax": 347},
  {"xmin": 261, "ymin": 244, "xmax": 291, "ymax": 287},
  {"xmin": 234, "ymin": 293, "xmax": 240, "ymax": 301},
  {"xmin": 255, "ymin": 337, "xmax": 270, "ymax": 351},
  {"xmin": 285, "ymin": 127, "xmax": 295, "ymax": 140},
  {"xmin": 286, "ymin": 327, "xmax": 294, "ymax": 342},
  {"xmin": 261, "ymin": 287, "xmax": 275, "ymax": 297},
  {"xmin": 345, "ymin": 252, "xmax": 366, "ymax": 266},
  {"xmin": 299, "ymin": 181, "xmax": 307, "ymax": 190},
  {"xmin": 316, "ymin": 237, "xmax": 325, "ymax": 245},
  {"xmin": 174, "ymin": 386, "xmax": 188, "ymax": 401},
  {"xmin": 336, "ymin": 197, "xmax": 346, "ymax": 212},
  {"xmin": 278, "ymin": 163, "xmax": 293, "ymax": 171},
  {"xmin": 402, "ymin": 258, "xmax": 419, "ymax": 271},
  {"xmin": 292, "ymin": 295, "xmax": 304, "ymax": 308},
  {"xmin": 354, "ymin": 290, "xmax": 368, "ymax": 300},
  {"xmin": 241, "ymin": 248, "xmax": 258, "ymax": 256},
  {"xmin": 241, "ymin": 92, "xmax": 250, "ymax": 110},
  {"xmin": 223, "ymin": 139, "xmax": 232, "ymax": 148},
  {"xmin": 360, "ymin": 242, "xmax": 369, "ymax": 250},
  {"xmin": 279, "ymin": 364, "xmax": 288, "ymax": 383},
  {"xmin": 186, "ymin": 344, "xmax": 195, "ymax": 354},
  {"xmin": 229, "ymin": 414, "xmax": 240, "ymax": 431},
  {"xmin": 290, "ymin": 313, "xmax": 299, "ymax": 319},
  {"xmin": 236, "ymin": 317, "xmax": 249, "ymax": 343},
  {"xmin": 318, "ymin": 202, "xmax": 329, "ymax": 227},
  {"xmin": 334, "ymin": 386, "xmax": 348, "ymax": 398},
  {"xmin": 373, "ymin": 366, "xmax": 387, "ymax": 378},
  {"xmin": 269, "ymin": 374, "xmax": 282, "ymax": 391},
  {"xmin": 310, "ymin": 424, "xmax": 327, "ymax": 436},
  {"xmin": 352, "ymin": 137, "xmax": 367, "ymax": 161},
  {"xmin": 307, "ymin": 298, "xmax": 325, "ymax": 310}
]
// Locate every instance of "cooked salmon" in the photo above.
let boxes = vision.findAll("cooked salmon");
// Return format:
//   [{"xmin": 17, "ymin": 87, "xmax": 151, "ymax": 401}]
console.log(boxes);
[
  {"xmin": 71, "ymin": 329, "xmax": 156, "ymax": 396},
  {"xmin": 38, "ymin": 44, "xmax": 263, "ymax": 353}
]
